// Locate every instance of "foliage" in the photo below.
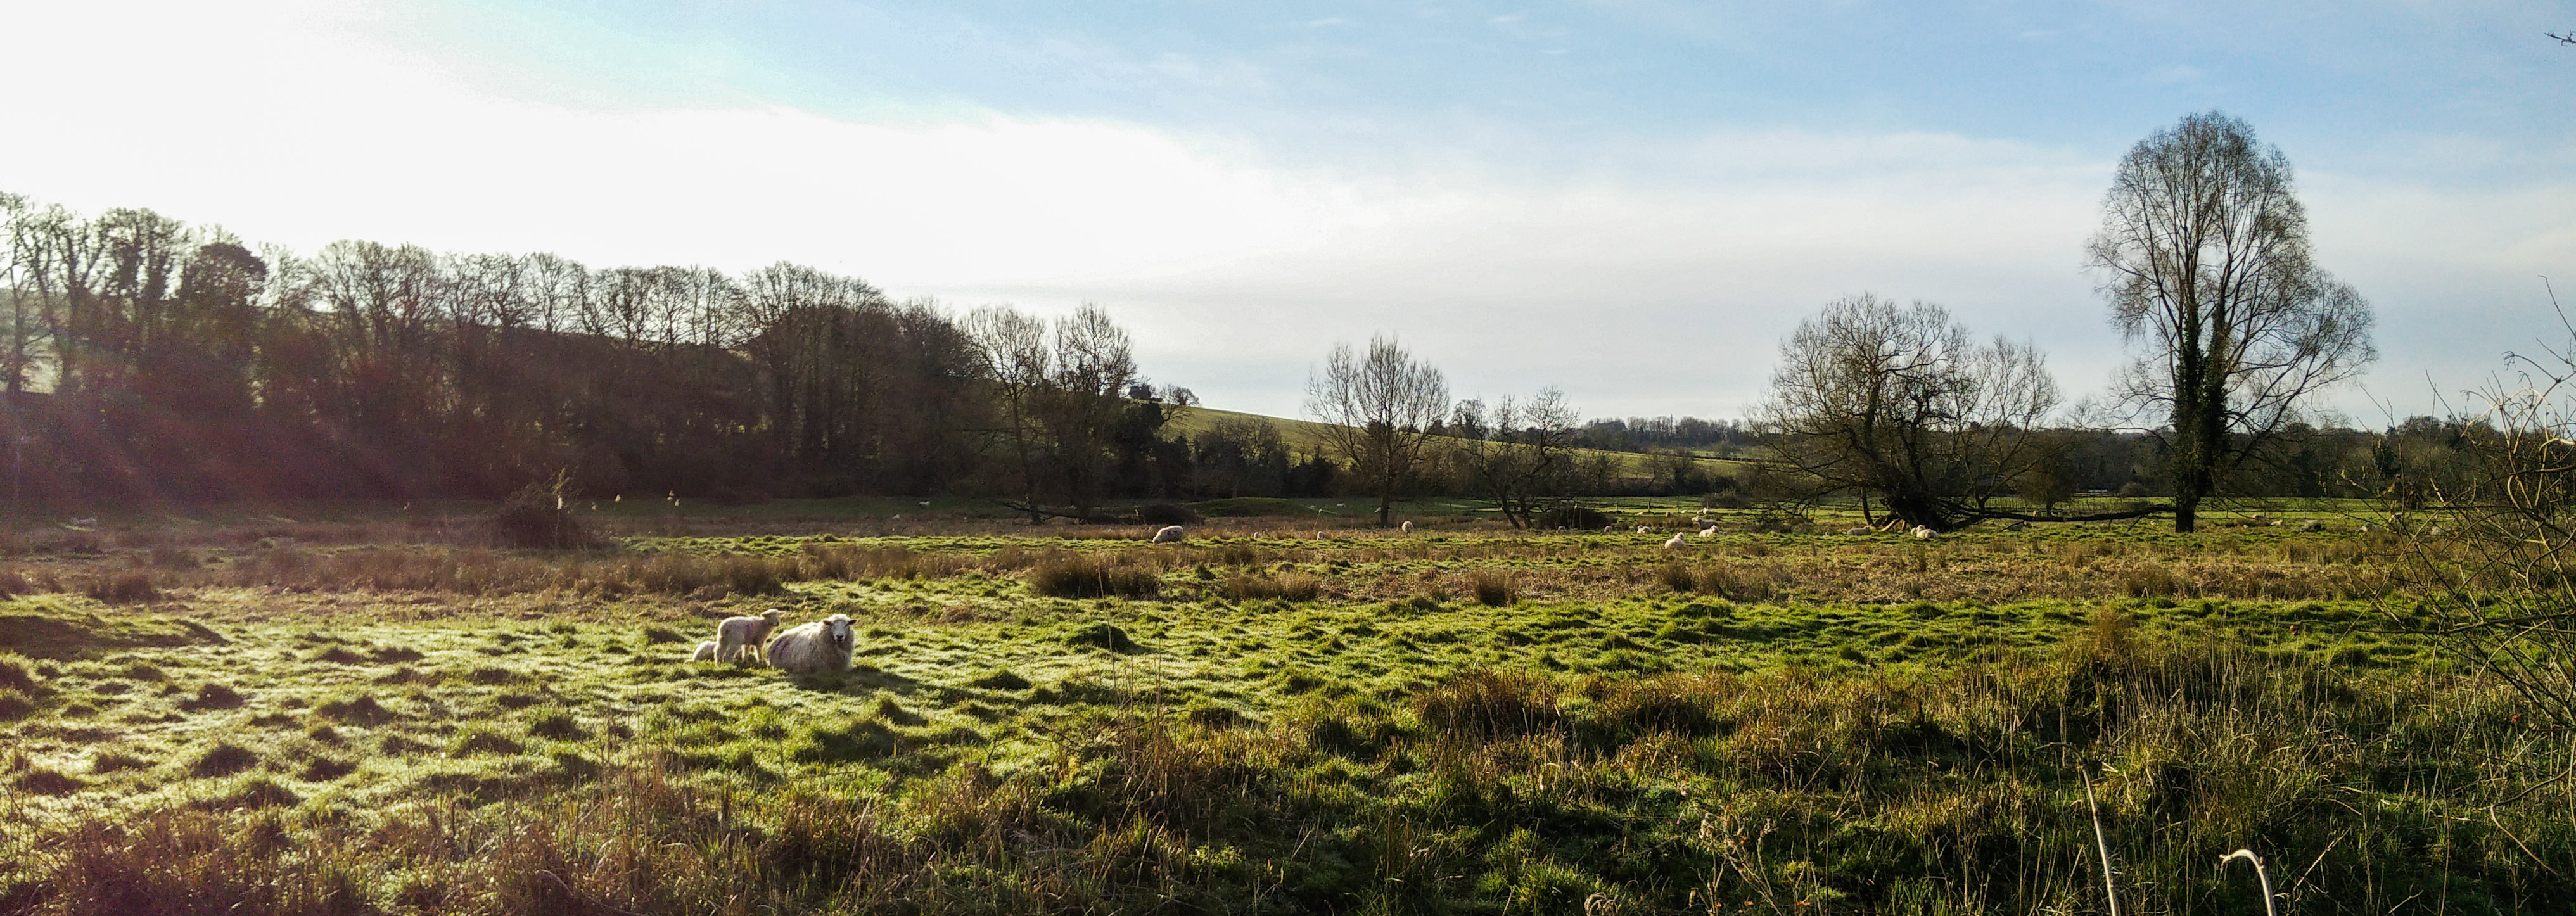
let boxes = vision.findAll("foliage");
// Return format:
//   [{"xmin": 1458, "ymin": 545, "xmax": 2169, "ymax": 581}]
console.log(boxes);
[
  {"xmin": 1757, "ymin": 293, "xmax": 2062, "ymax": 531},
  {"xmin": 2088, "ymin": 111, "xmax": 2378, "ymax": 532}
]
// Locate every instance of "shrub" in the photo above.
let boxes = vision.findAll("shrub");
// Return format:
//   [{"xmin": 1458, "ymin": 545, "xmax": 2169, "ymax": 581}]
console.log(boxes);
[
  {"xmin": 1469, "ymin": 569, "xmax": 1517, "ymax": 607},
  {"xmin": 492, "ymin": 470, "xmax": 597, "ymax": 550},
  {"xmin": 86, "ymin": 570, "xmax": 160, "ymax": 605},
  {"xmin": 1028, "ymin": 554, "xmax": 1161, "ymax": 599}
]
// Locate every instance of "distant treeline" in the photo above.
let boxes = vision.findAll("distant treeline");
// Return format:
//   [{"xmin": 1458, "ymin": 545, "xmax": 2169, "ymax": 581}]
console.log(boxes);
[
  {"xmin": 0, "ymin": 195, "xmax": 1354, "ymax": 509},
  {"xmin": 0, "ymin": 194, "xmax": 2466, "ymax": 512}
]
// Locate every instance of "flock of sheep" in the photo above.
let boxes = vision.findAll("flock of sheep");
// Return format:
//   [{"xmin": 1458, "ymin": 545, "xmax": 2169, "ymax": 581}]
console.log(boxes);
[{"xmin": 690, "ymin": 609, "xmax": 857, "ymax": 673}]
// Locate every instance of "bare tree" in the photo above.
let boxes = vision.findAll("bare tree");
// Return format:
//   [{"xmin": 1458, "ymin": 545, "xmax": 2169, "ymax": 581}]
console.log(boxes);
[
  {"xmin": 1306, "ymin": 334, "xmax": 1449, "ymax": 526},
  {"xmin": 2401, "ymin": 295, "xmax": 2576, "ymax": 730},
  {"xmin": 0, "ymin": 193, "xmax": 55, "ymax": 395},
  {"xmin": 1755, "ymin": 294, "xmax": 2065, "ymax": 531},
  {"xmin": 2088, "ymin": 111, "xmax": 2378, "ymax": 532},
  {"xmin": 1040, "ymin": 303, "xmax": 1139, "ymax": 520},
  {"xmin": 965, "ymin": 305, "xmax": 1054, "ymax": 522},
  {"xmin": 1450, "ymin": 386, "xmax": 1582, "ymax": 528}
]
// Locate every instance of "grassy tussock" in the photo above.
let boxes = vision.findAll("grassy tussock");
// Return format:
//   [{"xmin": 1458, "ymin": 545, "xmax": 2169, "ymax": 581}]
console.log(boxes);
[{"xmin": 1027, "ymin": 554, "xmax": 1163, "ymax": 599}]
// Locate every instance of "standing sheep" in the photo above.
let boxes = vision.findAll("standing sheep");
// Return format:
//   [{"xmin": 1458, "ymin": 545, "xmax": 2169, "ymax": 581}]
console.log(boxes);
[
  {"xmin": 767, "ymin": 614, "xmax": 857, "ymax": 674},
  {"xmin": 715, "ymin": 609, "xmax": 786, "ymax": 666},
  {"xmin": 1152, "ymin": 525, "xmax": 1185, "ymax": 544}
]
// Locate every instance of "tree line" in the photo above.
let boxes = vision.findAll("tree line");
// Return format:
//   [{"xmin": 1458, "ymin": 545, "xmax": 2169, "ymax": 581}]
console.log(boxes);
[
  {"xmin": 0, "ymin": 194, "xmax": 1355, "ymax": 511},
  {"xmin": 0, "ymin": 111, "xmax": 2484, "ymax": 532}
]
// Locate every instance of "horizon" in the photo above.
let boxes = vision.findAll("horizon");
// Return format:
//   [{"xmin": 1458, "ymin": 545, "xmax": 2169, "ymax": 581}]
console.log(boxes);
[{"xmin": 3, "ymin": 1, "xmax": 2568, "ymax": 426}]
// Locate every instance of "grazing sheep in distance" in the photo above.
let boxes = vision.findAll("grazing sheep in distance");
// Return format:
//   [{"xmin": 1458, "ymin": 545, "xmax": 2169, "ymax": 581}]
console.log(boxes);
[
  {"xmin": 1152, "ymin": 525, "xmax": 1185, "ymax": 544},
  {"xmin": 767, "ymin": 614, "xmax": 857, "ymax": 675},
  {"xmin": 1664, "ymin": 533, "xmax": 1687, "ymax": 549},
  {"xmin": 2299, "ymin": 519, "xmax": 2323, "ymax": 532},
  {"xmin": 1400, "ymin": 521, "xmax": 1412, "ymax": 533},
  {"xmin": 1843, "ymin": 526, "xmax": 1873, "ymax": 536},
  {"xmin": 1636, "ymin": 525, "xmax": 1654, "ymax": 534},
  {"xmin": 1700, "ymin": 526, "xmax": 1718, "ymax": 538},
  {"xmin": 716, "ymin": 609, "xmax": 786, "ymax": 666},
  {"xmin": 691, "ymin": 640, "xmax": 718, "ymax": 661}
]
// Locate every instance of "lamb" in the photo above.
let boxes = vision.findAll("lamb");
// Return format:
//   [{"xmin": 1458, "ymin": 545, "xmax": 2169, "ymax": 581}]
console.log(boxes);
[
  {"xmin": 691, "ymin": 640, "xmax": 718, "ymax": 661},
  {"xmin": 1151, "ymin": 525, "xmax": 1185, "ymax": 544},
  {"xmin": 1843, "ymin": 526, "xmax": 1874, "ymax": 536},
  {"xmin": 1700, "ymin": 526, "xmax": 1718, "ymax": 537},
  {"xmin": 766, "ymin": 614, "xmax": 857, "ymax": 675},
  {"xmin": 1663, "ymin": 533, "xmax": 1687, "ymax": 549},
  {"xmin": 1636, "ymin": 525, "xmax": 1654, "ymax": 534},
  {"xmin": 1913, "ymin": 526, "xmax": 1936, "ymax": 540},
  {"xmin": 1400, "ymin": 521, "xmax": 1412, "ymax": 533},
  {"xmin": 716, "ymin": 609, "xmax": 786, "ymax": 665}
]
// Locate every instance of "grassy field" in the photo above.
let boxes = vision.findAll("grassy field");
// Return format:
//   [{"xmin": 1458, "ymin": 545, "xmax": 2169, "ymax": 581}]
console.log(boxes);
[{"xmin": 0, "ymin": 501, "xmax": 2566, "ymax": 914}]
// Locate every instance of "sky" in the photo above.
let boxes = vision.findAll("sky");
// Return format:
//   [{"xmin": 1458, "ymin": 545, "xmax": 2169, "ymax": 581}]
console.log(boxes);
[{"xmin": 1, "ymin": 0, "xmax": 2570, "ymax": 424}]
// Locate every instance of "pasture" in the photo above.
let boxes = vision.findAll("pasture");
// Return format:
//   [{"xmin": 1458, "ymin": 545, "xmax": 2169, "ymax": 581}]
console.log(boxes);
[{"xmin": 0, "ymin": 500, "xmax": 2565, "ymax": 914}]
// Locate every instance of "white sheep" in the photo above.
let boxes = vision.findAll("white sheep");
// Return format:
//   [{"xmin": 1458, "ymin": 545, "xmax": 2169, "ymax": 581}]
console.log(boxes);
[
  {"xmin": 1152, "ymin": 525, "xmax": 1185, "ymax": 544},
  {"xmin": 1843, "ymin": 526, "xmax": 1873, "ymax": 536},
  {"xmin": 716, "ymin": 609, "xmax": 786, "ymax": 665},
  {"xmin": 2298, "ymin": 519, "xmax": 2323, "ymax": 533},
  {"xmin": 1664, "ymin": 533, "xmax": 1687, "ymax": 549},
  {"xmin": 1913, "ymin": 526, "xmax": 1936, "ymax": 540},
  {"xmin": 1700, "ymin": 526, "xmax": 1718, "ymax": 538},
  {"xmin": 691, "ymin": 640, "xmax": 718, "ymax": 661},
  {"xmin": 767, "ymin": 614, "xmax": 856, "ymax": 675},
  {"xmin": 1400, "ymin": 521, "xmax": 1412, "ymax": 533},
  {"xmin": 1636, "ymin": 525, "xmax": 1654, "ymax": 534}
]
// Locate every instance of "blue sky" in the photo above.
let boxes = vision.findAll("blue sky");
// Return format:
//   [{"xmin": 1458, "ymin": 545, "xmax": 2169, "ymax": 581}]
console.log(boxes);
[{"xmin": 4, "ymin": 0, "xmax": 2570, "ymax": 422}]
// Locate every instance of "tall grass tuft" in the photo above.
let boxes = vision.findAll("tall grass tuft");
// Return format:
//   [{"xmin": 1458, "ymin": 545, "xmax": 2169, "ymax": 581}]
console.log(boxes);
[
  {"xmin": 1028, "ymin": 554, "xmax": 1162, "ymax": 598},
  {"xmin": 1469, "ymin": 569, "xmax": 1518, "ymax": 606},
  {"xmin": 85, "ymin": 569, "xmax": 161, "ymax": 604}
]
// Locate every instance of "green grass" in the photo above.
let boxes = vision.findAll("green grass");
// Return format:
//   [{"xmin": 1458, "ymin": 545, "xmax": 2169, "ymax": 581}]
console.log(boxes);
[{"xmin": 0, "ymin": 511, "xmax": 2561, "ymax": 913}]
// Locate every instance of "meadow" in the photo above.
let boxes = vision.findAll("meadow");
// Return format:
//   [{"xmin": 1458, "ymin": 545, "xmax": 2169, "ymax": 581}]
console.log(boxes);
[{"xmin": 0, "ymin": 499, "xmax": 2565, "ymax": 914}]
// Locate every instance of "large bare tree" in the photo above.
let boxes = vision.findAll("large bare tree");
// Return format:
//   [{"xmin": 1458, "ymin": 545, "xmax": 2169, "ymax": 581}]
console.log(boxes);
[
  {"xmin": 1306, "ymin": 334, "xmax": 1449, "ymax": 526},
  {"xmin": 2088, "ymin": 111, "xmax": 2376, "ymax": 532},
  {"xmin": 1450, "ymin": 386, "xmax": 1581, "ymax": 528},
  {"xmin": 1756, "ymin": 294, "xmax": 2062, "ymax": 531}
]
